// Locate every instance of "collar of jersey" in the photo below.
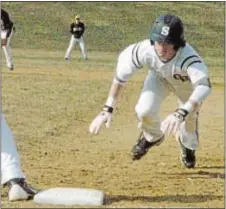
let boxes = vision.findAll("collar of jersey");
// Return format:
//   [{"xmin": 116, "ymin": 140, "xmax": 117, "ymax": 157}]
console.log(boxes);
[{"xmin": 154, "ymin": 47, "xmax": 182, "ymax": 64}]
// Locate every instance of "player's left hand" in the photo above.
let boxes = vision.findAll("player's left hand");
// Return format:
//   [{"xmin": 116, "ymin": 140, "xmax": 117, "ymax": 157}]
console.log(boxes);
[{"xmin": 161, "ymin": 108, "xmax": 188, "ymax": 136}]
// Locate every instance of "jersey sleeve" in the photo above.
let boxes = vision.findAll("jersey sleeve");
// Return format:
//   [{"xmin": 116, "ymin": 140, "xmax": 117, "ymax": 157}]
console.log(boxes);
[
  {"xmin": 177, "ymin": 45, "xmax": 210, "ymax": 86},
  {"xmin": 187, "ymin": 62, "xmax": 210, "ymax": 86},
  {"xmin": 1, "ymin": 9, "xmax": 13, "ymax": 30},
  {"xmin": 114, "ymin": 40, "xmax": 150, "ymax": 84},
  {"xmin": 70, "ymin": 23, "xmax": 74, "ymax": 33},
  {"xmin": 82, "ymin": 23, "xmax": 85, "ymax": 34}
]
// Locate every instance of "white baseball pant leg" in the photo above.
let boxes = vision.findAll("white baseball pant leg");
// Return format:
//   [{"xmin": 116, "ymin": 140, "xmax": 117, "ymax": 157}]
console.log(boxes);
[
  {"xmin": 65, "ymin": 35, "xmax": 75, "ymax": 59},
  {"xmin": 1, "ymin": 29, "xmax": 14, "ymax": 69},
  {"xmin": 78, "ymin": 36, "xmax": 88, "ymax": 59},
  {"xmin": 1, "ymin": 115, "xmax": 25, "ymax": 185},
  {"xmin": 135, "ymin": 71, "xmax": 170, "ymax": 142},
  {"xmin": 173, "ymin": 82, "xmax": 200, "ymax": 150}
]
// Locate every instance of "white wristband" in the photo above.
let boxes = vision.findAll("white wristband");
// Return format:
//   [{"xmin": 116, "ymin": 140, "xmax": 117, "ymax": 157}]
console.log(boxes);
[
  {"xmin": 181, "ymin": 101, "xmax": 194, "ymax": 113},
  {"xmin": 105, "ymin": 96, "xmax": 116, "ymax": 108}
]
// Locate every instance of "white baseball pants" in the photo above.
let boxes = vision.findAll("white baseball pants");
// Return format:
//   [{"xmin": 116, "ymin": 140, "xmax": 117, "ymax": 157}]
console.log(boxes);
[
  {"xmin": 1, "ymin": 29, "xmax": 14, "ymax": 69},
  {"xmin": 135, "ymin": 70, "xmax": 199, "ymax": 150},
  {"xmin": 65, "ymin": 35, "xmax": 88, "ymax": 60},
  {"xmin": 1, "ymin": 115, "xmax": 25, "ymax": 185}
]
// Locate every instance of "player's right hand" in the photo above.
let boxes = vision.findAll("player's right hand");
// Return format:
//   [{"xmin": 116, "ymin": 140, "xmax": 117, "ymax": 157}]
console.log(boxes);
[{"xmin": 89, "ymin": 108, "xmax": 113, "ymax": 135}]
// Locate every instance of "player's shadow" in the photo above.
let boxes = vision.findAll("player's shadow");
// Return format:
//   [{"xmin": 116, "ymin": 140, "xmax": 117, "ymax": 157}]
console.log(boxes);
[
  {"xmin": 104, "ymin": 194, "xmax": 223, "ymax": 205},
  {"xmin": 167, "ymin": 170, "xmax": 225, "ymax": 179},
  {"xmin": 195, "ymin": 165, "xmax": 225, "ymax": 169}
]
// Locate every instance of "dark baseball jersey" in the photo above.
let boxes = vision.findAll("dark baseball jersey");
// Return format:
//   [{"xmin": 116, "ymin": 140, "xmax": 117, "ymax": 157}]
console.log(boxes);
[
  {"xmin": 1, "ymin": 9, "xmax": 13, "ymax": 31},
  {"xmin": 70, "ymin": 22, "xmax": 85, "ymax": 39}
]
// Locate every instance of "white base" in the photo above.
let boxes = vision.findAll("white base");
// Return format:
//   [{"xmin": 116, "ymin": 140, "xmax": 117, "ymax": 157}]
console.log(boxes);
[{"xmin": 33, "ymin": 187, "xmax": 104, "ymax": 206}]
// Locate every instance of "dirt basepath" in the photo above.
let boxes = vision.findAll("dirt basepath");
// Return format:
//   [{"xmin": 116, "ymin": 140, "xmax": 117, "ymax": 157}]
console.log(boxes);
[{"xmin": 2, "ymin": 67, "xmax": 224, "ymax": 208}]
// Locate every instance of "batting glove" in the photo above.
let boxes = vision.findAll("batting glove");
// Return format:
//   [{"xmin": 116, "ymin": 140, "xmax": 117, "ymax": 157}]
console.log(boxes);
[
  {"xmin": 89, "ymin": 105, "xmax": 113, "ymax": 135},
  {"xmin": 161, "ymin": 108, "xmax": 188, "ymax": 136}
]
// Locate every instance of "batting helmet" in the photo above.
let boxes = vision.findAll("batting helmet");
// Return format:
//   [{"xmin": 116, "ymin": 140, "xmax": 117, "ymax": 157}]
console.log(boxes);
[{"xmin": 150, "ymin": 14, "xmax": 186, "ymax": 48}]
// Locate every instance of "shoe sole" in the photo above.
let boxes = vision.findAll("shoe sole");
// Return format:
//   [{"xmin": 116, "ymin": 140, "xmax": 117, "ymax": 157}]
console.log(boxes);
[{"xmin": 180, "ymin": 156, "xmax": 195, "ymax": 168}]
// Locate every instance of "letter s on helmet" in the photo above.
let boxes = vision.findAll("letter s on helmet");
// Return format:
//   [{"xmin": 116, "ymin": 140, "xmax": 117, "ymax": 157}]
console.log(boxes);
[{"xmin": 150, "ymin": 14, "xmax": 186, "ymax": 49}]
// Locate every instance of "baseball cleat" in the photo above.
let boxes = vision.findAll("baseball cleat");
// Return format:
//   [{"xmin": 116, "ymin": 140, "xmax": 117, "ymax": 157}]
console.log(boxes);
[
  {"xmin": 5, "ymin": 178, "xmax": 38, "ymax": 201},
  {"xmin": 178, "ymin": 138, "xmax": 196, "ymax": 168},
  {"xmin": 131, "ymin": 132, "xmax": 164, "ymax": 160},
  {"xmin": 65, "ymin": 57, "xmax": 69, "ymax": 60}
]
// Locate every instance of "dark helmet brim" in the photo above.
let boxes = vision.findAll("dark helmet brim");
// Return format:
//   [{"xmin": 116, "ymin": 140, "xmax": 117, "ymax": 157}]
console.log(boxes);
[{"xmin": 151, "ymin": 33, "xmax": 178, "ymax": 45}]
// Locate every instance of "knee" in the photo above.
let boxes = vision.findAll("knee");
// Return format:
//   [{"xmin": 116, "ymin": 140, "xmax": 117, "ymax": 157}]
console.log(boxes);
[{"xmin": 135, "ymin": 103, "xmax": 155, "ymax": 119}]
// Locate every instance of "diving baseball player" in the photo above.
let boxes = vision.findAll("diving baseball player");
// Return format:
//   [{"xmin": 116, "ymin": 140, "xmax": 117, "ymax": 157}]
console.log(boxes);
[
  {"xmin": 89, "ymin": 14, "xmax": 212, "ymax": 168},
  {"xmin": 1, "ymin": 115, "xmax": 38, "ymax": 201},
  {"xmin": 1, "ymin": 9, "xmax": 15, "ymax": 70},
  {"xmin": 65, "ymin": 14, "xmax": 88, "ymax": 60}
]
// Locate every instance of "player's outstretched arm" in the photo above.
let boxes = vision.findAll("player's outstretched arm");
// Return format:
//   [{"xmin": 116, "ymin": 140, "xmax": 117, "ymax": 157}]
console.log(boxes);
[{"xmin": 89, "ymin": 40, "xmax": 147, "ymax": 135}]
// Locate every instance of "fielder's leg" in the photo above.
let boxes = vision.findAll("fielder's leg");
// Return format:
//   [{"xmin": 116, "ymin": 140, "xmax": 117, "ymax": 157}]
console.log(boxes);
[
  {"xmin": 1, "ymin": 115, "xmax": 38, "ymax": 200},
  {"xmin": 1, "ymin": 114, "xmax": 25, "ymax": 184},
  {"xmin": 131, "ymin": 71, "xmax": 170, "ymax": 160},
  {"xmin": 1, "ymin": 30, "xmax": 14, "ymax": 70},
  {"xmin": 65, "ymin": 35, "xmax": 75, "ymax": 60},
  {"xmin": 79, "ymin": 37, "xmax": 88, "ymax": 60}
]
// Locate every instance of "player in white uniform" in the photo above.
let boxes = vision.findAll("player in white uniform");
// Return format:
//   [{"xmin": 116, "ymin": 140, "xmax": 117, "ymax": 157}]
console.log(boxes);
[
  {"xmin": 1, "ymin": 115, "xmax": 38, "ymax": 201},
  {"xmin": 89, "ymin": 14, "xmax": 211, "ymax": 168}
]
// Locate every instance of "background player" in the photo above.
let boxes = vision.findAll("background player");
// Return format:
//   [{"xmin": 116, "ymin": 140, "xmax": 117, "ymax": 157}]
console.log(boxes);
[
  {"xmin": 89, "ymin": 14, "xmax": 212, "ymax": 169},
  {"xmin": 1, "ymin": 8, "xmax": 15, "ymax": 70},
  {"xmin": 65, "ymin": 14, "xmax": 88, "ymax": 60}
]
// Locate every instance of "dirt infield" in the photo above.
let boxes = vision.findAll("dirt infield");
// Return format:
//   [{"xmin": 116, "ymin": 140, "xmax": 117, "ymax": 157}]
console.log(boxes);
[{"xmin": 1, "ymin": 50, "xmax": 224, "ymax": 208}]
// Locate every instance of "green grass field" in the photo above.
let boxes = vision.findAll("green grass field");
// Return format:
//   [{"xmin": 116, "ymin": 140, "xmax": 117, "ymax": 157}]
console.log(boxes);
[{"xmin": 1, "ymin": 2, "xmax": 225, "ymax": 208}]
